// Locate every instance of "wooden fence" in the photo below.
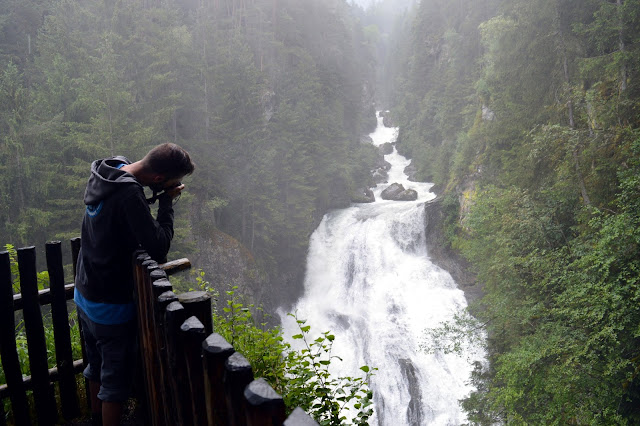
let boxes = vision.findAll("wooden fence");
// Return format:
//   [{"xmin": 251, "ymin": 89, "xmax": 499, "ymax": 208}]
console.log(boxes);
[
  {"xmin": 0, "ymin": 240, "xmax": 318, "ymax": 425},
  {"xmin": 132, "ymin": 251, "xmax": 318, "ymax": 425},
  {"xmin": 0, "ymin": 240, "xmax": 83, "ymax": 426}
]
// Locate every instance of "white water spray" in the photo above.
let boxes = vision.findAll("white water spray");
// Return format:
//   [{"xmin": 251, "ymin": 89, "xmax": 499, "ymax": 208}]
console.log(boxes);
[{"xmin": 280, "ymin": 115, "xmax": 483, "ymax": 425}]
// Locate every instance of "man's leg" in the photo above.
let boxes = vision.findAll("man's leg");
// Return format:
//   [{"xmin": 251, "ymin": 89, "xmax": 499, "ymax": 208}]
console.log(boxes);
[
  {"xmin": 89, "ymin": 380, "xmax": 102, "ymax": 425},
  {"xmin": 96, "ymin": 319, "xmax": 136, "ymax": 426},
  {"xmin": 78, "ymin": 310, "xmax": 104, "ymax": 425},
  {"xmin": 102, "ymin": 401, "xmax": 124, "ymax": 426}
]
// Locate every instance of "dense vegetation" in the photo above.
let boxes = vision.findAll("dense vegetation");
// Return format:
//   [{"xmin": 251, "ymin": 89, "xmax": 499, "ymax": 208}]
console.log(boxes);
[
  {"xmin": 0, "ymin": 0, "xmax": 378, "ymax": 306},
  {"xmin": 388, "ymin": 0, "xmax": 640, "ymax": 422}
]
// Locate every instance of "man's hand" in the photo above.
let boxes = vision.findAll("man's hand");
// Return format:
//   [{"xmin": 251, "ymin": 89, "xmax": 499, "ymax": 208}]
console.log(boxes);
[{"xmin": 164, "ymin": 183, "xmax": 185, "ymax": 200}]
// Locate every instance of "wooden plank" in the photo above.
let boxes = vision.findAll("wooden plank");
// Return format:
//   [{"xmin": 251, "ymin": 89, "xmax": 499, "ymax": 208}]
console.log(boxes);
[
  {"xmin": 224, "ymin": 352, "xmax": 254, "ymax": 426},
  {"xmin": 203, "ymin": 333, "xmax": 235, "ymax": 426},
  {"xmin": 158, "ymin": 258, "xmax": 191, "ymax": 275},
  {"xmin": 151, "ymin": 281, "xmax": 175, "ymax": 425},
  {"xmin": 177, "ymin": 291, "xmax": 213, "ymax": 335},
  {"xmin": 283, "ymin": 407, "xmax": 319, "ymax": 426},
  {"xmin": 45, "ymin": 241, "xmax": 80, "ymax": 420},
  {"xmin": 244, "ymin": 378, "xmax": 286, "ymax": 426},
  {"xmin": 17, "ymin": 246, "xmax": 58, "ymax": 425},
  {"xmin": 133, "ymin": 257, "xmax": 161, "ymax": 426},
  {"xmin": 165, "ymin": 301, "xmax": 191, "ymax": 425},
  {"xmin": 0, "ymin": 250, "xmax": 31, "ymax": 425},
  {"xmin": 69, "ymin": 237, "xmax": 90, "ymax": 411},
  {"xmin": 0, "ymin": 359, "xmax": 85, "ymax": 400},
  {"xmin": 12, "ymin": 283, "xmax": 75, "ymax": 311},
  {"xmin": 180, "ymin": 316, "xmax": 207, "ymax": 426},
  {"xmin": 69, "ymin": 238, "xmax": 81, "ymax": 280}
]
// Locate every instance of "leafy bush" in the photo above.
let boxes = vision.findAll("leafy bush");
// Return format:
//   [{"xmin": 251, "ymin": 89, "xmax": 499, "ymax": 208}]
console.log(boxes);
[{"xmin": 204, "ymin": 280, "xmax": 375, "ymax": 425}]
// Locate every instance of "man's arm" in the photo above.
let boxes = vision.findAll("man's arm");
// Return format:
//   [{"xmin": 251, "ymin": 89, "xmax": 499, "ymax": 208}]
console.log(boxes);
[{"xmin": 122, "ymin": 186, "xmax": 174, "ymax": 262}]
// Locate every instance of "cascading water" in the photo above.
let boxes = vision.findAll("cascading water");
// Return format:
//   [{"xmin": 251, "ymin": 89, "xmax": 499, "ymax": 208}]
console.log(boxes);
[{"xmin": 280, "ymin": 114, "xmax": 484, "ymax": 425}]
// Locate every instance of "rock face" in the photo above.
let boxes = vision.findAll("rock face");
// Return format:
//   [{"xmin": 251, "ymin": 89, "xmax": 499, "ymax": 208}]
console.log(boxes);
[
  {"xmin": 372, "ymin": 169, "xmax": 388, "ymax": 184},
  {"xmin": 381, "ymin": 183, "xmax": 418, "ymax": 201},
  {"xmin": 482, "ymin": 104, "xmax": 495, "ymax": 121},
  {"xmin": 423, "ymin": 198, "xmax": 481, "ymax": 304},
  {"xmin": 404, "ymin": 162, "xmax": 418, "ymax": 182},
  {"xmin": 371, "ymin": 154, "xmax": 391, "ymax": 185},
  {"xmin": 191, "ymin": 227, "xmax": 270, "ymax": 307},
  {"xmin": 352, "ymin": 187, "xmax": 375, "ymax": 203}
]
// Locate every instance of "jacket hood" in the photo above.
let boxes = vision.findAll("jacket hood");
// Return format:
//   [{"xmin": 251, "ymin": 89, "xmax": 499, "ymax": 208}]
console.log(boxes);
[{"xmin": 84, "ymin": 156, "xmax": 140, "ymax": 205}]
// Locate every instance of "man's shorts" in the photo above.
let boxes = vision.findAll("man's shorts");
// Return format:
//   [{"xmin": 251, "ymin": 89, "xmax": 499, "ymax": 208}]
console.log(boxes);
[{"xmin": 77, "ymin": 307, "xmax": 136, "ymax": 402}]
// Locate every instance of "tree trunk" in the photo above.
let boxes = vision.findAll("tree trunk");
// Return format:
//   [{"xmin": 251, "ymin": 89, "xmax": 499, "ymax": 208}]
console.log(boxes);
[
  {"xmin": 556, "ymin": 1, "xmax": 590, "ymax": 206},
  {"xmin": 617, "ymin": 0, "xmax": 627, "ymax": 92}
]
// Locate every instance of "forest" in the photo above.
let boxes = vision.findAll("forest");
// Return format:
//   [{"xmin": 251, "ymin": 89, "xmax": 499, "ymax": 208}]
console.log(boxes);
[
  {"xmin": 387, "ymin": 0, "xmax": 640, "ymax": 423},
  {"xmin": 0, "ymin": 0, "xmax": 381, "ymax": 311},
  {"xmin": 2, "ymin": 0, "xmax": 640, "ymax": 423}
]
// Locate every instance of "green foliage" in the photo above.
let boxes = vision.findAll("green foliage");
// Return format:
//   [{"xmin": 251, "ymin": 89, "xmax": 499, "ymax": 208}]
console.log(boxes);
[
  {"xmin": 420, "ymin": 310, "xmax": 485, "ymax": 357},
  {"xmin": 389, "ymin": 0, "xmax": 640, "ymax": 422},
  {"xmin": 284, "ymin": 313, "xmax": 375, "ymax": 426},
  {"xmin": 0, "ymin": 0, "xmax": 378, "ymax": 302},
  {"xmin": 205, "ymin": 281, "xmax": 375, "ymax": 425},
  {"xmin": 213, "ymin": 286, "xmax": 288, "ymax": 387}
]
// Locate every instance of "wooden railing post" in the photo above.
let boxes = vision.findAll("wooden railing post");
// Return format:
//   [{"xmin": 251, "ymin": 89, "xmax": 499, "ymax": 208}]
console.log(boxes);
[
  {"xmin": 150, "ymin": 278, "xmax": 174, "ymax": 425},
  {"xmin": 244, "ymin": 378, "xmax": 286, "ymax": 426},
  {"xmin": 133, "ymin": 256, "xmax": 162, "ymax": 425},
  {"xmin": 157, "ymin": 289, "xmax": 178, "ymax": 424},
  {"xmin": 203, "ymin": 333, "xmax": 235, "ymax": 425},
  {"xmin": 284, "ymin": 407, "xmax": 320, "ymax": 426},
  {"xmin": 45, "ymin": 241, "xmax": 80, "ymax": 420},
  {"xmin": 17, "ymin": 247, "xmax": 57, "ymax": 425},
  {"xmin": 0, "ymin": 250, "xmax": 31, "ymax": 425},
  {"xmin": 165, "ymin": 301, "xmax": 192, "ymax": 425},
  {"xmin": 180, "ymin": 316, "xmax": 207, "ymax": 425},
  {"xmin": 225, "ymin": 352, "xmax": 254, "ymax": 426},
  {"xmin": 69, "ymin": 237, "xmax": 91, "ymax": 407},
  {"xmin": 177, "ymin": 291, "xmax": 213, "ymax": 335}
]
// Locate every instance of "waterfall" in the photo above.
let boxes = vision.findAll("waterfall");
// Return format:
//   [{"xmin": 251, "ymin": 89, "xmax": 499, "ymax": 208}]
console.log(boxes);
[{"xmin": 280, "ymin": 114, "xmax": 484, "ymax": 425}]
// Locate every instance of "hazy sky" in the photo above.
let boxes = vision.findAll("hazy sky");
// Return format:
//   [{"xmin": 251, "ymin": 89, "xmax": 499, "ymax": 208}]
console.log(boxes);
[{"xmin": 349, "ymin": 0, "xmax": 372, "ymax": 6}]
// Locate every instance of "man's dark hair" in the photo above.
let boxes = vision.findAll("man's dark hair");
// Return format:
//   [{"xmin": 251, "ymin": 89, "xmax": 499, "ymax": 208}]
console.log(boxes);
[{"xmin": 144, "ymin": 143, "xmax": 195, "ymax": 179}]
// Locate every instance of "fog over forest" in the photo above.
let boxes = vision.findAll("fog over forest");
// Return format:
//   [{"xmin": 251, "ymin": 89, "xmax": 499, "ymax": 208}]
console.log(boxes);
[{"xmin": 1, "ymin": 0, "xmax": 640, "ymax": 424}]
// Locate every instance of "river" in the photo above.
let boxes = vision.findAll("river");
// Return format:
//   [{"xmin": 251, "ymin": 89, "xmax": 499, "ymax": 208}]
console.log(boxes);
[{"xmin": 280, "ymin": 114, "xmax": 483, "ymax": 425}]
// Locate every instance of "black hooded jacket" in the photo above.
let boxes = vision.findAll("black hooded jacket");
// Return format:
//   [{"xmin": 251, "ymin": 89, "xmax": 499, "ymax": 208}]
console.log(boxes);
[{"xmin": 75, "ymin": 156, "xmax": 174, "ymax": 304}]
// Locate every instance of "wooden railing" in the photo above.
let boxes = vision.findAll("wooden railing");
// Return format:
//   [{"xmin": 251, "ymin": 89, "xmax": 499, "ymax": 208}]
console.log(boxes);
[
  {"xmin": 0, "ymin": 241, "xmax": 318, "ymax": 425},
  {"xmin": 0, "ymin": 240, "xmax": 83, "ymax": 426},
  {"xmin": 132, "ymin": 251, "xmax": 318, "ymax": 425}
]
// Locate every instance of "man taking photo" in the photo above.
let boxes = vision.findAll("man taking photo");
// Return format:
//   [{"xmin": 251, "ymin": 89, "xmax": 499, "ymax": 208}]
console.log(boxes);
[{"xmin": 74, "ymin": 143, "xmax": 195, "ymax": 425}]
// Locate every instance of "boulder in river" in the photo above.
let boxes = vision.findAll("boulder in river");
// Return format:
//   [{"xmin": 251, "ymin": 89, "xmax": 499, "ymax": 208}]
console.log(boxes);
[
  {"xmin": 360, "ymin": 135, "xmax": 374, "ymax": 145},
  {"xmin": 379, "ymin": 110, "xmax": 396, "ymax": 127},
  {"xmin": 379, "ymin": 142, "xmax": 394, "ymax": 155},
  {"xmin": 381, "ymin": 183, "xmax": 418, "ymax": 201},
  {"xmin": 396, "ymin": 188, "xmax": 418, "ymax": 201},
  {"xmin": 352, "ymin": 187, "xmax": 375, "ymax": 203}
]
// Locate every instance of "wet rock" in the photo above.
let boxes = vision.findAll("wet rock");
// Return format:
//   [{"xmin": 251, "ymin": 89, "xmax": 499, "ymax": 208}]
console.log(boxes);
[
  {"xmin": 396, "ymin": 189, "xmax": 418, "ymax": 201},
  {"xmin": 372, "ymin": 169, "xmax": 389, "ymax": 184},
  {"xmin": 379, "ymin": 110, "xmax": 396, "ymax": 127},
  {"xmin": 381, "ymin": 183, "xmax": 405, "ymax": 199},
  {"xmin": 404, "ymin": 162, "xmax": 418, "ymax": 182},
  {"xmin": 379, "ymin": 142, "xmax": 394, "ymax": 155},
  {"xmin": 352, "ymin": 187, "xmax": 375, "ymax": 203},
  {"xmin": 381, "ymin": 183, "xmax": 418, "ymax": 201},
  {"xmin": 360, "ymin": 135, "xmax": 373, "ymax": 145}
]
